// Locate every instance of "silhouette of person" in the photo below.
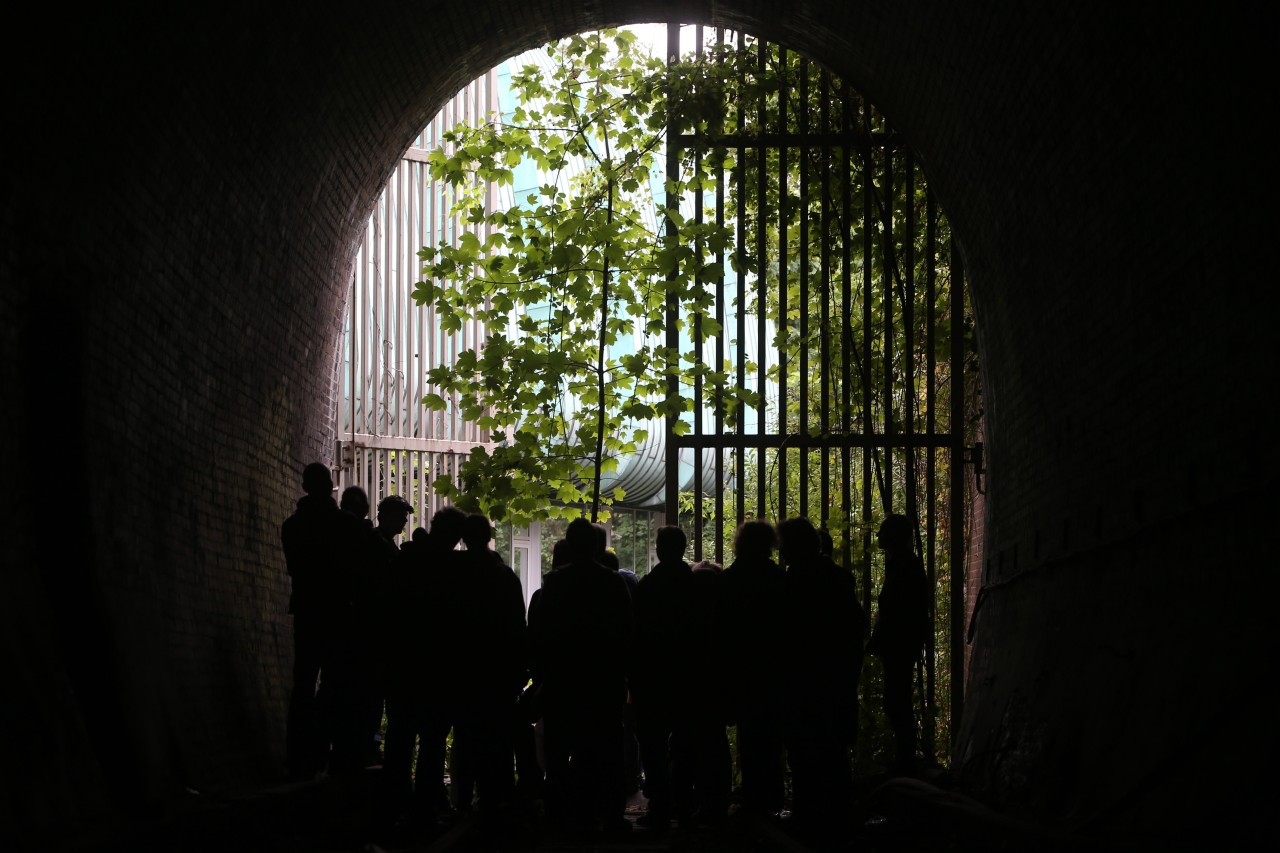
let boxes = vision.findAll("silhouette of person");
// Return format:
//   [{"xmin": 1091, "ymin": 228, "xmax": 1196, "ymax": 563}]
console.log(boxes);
[
  {"xmin": 280, "ymin": 462, "xmax": 363, "ymax": 779},
  {"xmin": 529, "ymin": 517, "xmax": 634, "ymax": 834},
  {"xmin": 718, "ymin": 519, "xmax": 787, "ymax": 816},
  {"xmin": 817, "ymin": 527, "xmax": 835, "ymax": 558},
  {"xmin": 447, "ymin": 513, "xmax": 526, "ymax": 821},
  {"xmin": 337, "ymin": 493, "xmax": 412, "ymax": 775},
  {"xmin": 865, "ymin": 513, "xmax": 930, "ymax": 774},
  {"xmin": 777, "ymin": 517, "xmax": 866, "ymax": 844},
  {"xmin": 631, "ymin": 525, "xmax": 693, "ymax": 827},
  {"xmin": 680, "ymin": 559, "xmax": 732, "ymax": 825},
  {"xmin": 340, "ymin": 486, "xmax": 372, "ymax": 529},
  {"xmin": 592, "ymin": 523, "xmax": 642, "ymax": 801},
  {"xmin": 380, "ymin": 504, "xmax": 465, "ymax": 828},
  {"xmin": 516, "ymin": 537, "xmax": 568, "ymax": 802}
]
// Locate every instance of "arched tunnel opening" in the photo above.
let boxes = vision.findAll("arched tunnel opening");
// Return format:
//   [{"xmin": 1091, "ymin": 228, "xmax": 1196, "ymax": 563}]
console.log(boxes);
[
  {"xmin": 2, "ymin": 2, "xmax": 1272, "ymax": 850},
  {"xmin": 338, "ymin": 18, "xmax": 980, "ymax": 785}
]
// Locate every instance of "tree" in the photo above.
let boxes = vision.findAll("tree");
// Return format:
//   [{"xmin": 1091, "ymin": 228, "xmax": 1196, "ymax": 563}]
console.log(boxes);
[{"xmin": 414, "ymin": 29, "xmax": 754, "ymax": 526}]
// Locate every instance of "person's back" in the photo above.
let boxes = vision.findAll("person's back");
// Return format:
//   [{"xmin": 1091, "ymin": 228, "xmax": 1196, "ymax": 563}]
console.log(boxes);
[
  {"xmin": 717, "ymin": 520, "xmax": 787, "ymax": 816},
  {"xmin": 778, "ymin": 517, "xmax": 865, "ymax": 839},
  {"xmin": 456, "ymin": 525, "xmax": 526, "ymax": 704},
  {"xmin": 868, "ymin": 552, "xmax": 929, "ymax": 661},
  {"xmin": 631, "ymin": 526, "xmax": 694, "ymax": 825},
  {"xmin": 681, "ymin": 560, "xmax": 731, "ymax": 824},
  {"xmin": 629, "ymin": 527, "xmax": 691, "ymax": 706},
  {"xmin": 531, "ymin": 517, "xmax": 634, "ymax": 832},
  {"xmin": 866, "ymin": 513, "xmax": 930, "ymax": 774},
  {"xmin": 535, "ymin": 549, "xmax": 633, "ymax": 711},
  {"xmin": 448, "ymin": 513, "xmax": 526, "ymax": 815},
  {"xmin": 685, "ymin": 561, "xmax": 727, "ymax": 720},
  {"xmin": 280, "ymin": 463, "xmax": 364, "ymax": 779},
  {"xmin": 378, "ymin": 505, "xmax": 466, "ymax": 827},
  {"xmin": 780, "ymin": 521, "xmax": 865, "ymax": 714},
  {"xmin": 281, "ymin": 474, "xmax": 362, "ymax": 619},
  {"xmin": 719, "ymin": 522, "xmax": 787, "ymax": 716}
]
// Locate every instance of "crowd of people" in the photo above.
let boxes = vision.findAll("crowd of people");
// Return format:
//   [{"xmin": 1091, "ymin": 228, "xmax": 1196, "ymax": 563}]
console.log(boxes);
[{"xmin": 279, "ymin": 461, "xmax": 931, "ymax": 847}]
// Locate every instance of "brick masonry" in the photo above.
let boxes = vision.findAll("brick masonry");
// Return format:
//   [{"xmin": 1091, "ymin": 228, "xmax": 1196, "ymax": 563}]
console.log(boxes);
[{"xmin": 0, "ymin": 1, "xmax": 1271, "ymax": 845}]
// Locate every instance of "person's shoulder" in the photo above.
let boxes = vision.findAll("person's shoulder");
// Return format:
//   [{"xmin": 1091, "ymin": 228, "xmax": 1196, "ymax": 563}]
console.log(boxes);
[
  {"xmin": 904, "ymin": 552, "xmax": 927, "ymax": 578},
  {"xmin": 605, "ymin": 566, "xmax": 634, "ymax": 595},
  {"xmin": 540, "ymin": 566, "xmax": 569, "ymax": 590},
  {"xmin": 821, "ymin": 554, "xmax": 856, "ymax": 578},
  {"xmin": 282, "ymin": 498, "xmax": 307, "ymax": 525}
]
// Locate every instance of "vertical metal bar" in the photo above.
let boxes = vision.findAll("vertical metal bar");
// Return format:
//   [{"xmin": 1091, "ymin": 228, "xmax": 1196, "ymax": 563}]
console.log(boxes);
[
  {"xmin": 417, "ymin": 161, "xmax": 427, "ymax": 443},
  {"xmin": 777, "ymin": 47, "xmax": 788, "ymax": 522},
  {"xmin": 372, "ymin": 191, "xmax": 383, "ymax": 440},
  {"xmin": 693, "ymin": 25, "xmax": 705, "ymax": 561},
  {"xmin": 409, "ymin": 152, "xmax": 418, "ymax": 450},
  {"xmin": 756, "ymin": 38, "xmax": 768, "ymax": 520},
  {"xmin": 819, "ymin": 70, "xmax": 831, "ymax": 528},
  {"xmin": 926, "ymin": 193, "xmax": 939, "ymax": 426},
  {"xmin": 735, "ymin": 29, "xmax": 746, "ymax": 526},
  {"xmin": 798, "ymin": 58, "xmax": 810, "ymax": 521},
  {"xmin": 714, "ymin": 27, "xmax": 726, "ymax": 565},
  {"xmin": 449, "ymin": 91, "xmax": 461, "ymax": 443},
  {"xmin": 905, "ymin": 150, "xmax": 934, "ymax": 760},
  {"xmin": 664, "ymin": 22, "xmax": 682, "ymax": 519},
  {"xmin": 882, "ymin": 133, "xmax": 894, "ymax": 511},
  {"xmin": 926, "ymin": 188, "xmax": 939, "ymax": 751},
  {"xmin": 427, "ymin": 118, "xmax": 439, "ymax": 443},
  {"xmin": 905, "ymin": 152, "xmax": 916, "ymax": 518},
  {"xmin": 397, "ymin": 162, "xmax": 406, "ymax": 441},
  {"xmin": 384, "ymin": 169, "xmax": 394, "ymax": 442},
  {"xmin": 349, "ymin": 258, "xmax": 357, "ymax": 452},
  {"xmin": 949, "ymin": 235, "xmax": 966, "ymax": 747},
  {"xmin": 840, "ymin": 81, "xmax": 853, "ymax": 567},
  {"xmin": 860, "ymin": 99, "xmax": 874, "ymax": 620}
]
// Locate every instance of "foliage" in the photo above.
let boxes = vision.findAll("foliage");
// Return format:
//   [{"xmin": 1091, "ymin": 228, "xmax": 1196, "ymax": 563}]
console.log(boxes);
[{"xmin": 414, "ymin": 30, "xmax": 758, "ymax": 526}]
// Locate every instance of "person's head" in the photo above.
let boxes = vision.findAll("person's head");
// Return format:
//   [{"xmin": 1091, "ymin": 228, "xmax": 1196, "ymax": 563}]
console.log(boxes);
[
  {"xmin": 429, "ymin": 505, "xmax": 467, "ymax": 550},
  {"xmin": 777, "ymin": 517, "xmax": 821, "ymax": 564},
  {"xmin": 655, "ymin": 525, "xmax": 688, "ymax": 564},
  {"xmin": 551, "ymin": 538, "xmax": 570, "ymax": 569},
  {"xmin": 377, "ymin": 494, "xmax": 414, "ymax": 536},
  {"xmin": 732, "ymin": 519, "xmax": 777, "ymax": 558},
  {"xmin": 691, "ymin": 559, "xmax": 722, "ymax": 573},
  {"xmin": 591, "ymin": 522, "xmax": 609, "ymax": 558},
  {"xmin": 340, "ymin": 485, "xmax": 370, "ymax": 519},
  {"xmin": 462, "ymin": 513, "xmax": 493, "ymax": 551},
  {"xmin": 877, "ymin": 513, "xmax": 914, "ymax": 554},
  {"xmin": 600, "ymin": 549, "xmax": 621, "ymax": 572},
  {"xmin": 565, "ymin": 517, "xmax": 598, "ymax": 562},
  {"xmin": 818, "ymin": 527, "xmax": 835, "ymax": 556},
  {"xmin": 301, "ymin": 462, "xmax": 333, "ymax": 497}
]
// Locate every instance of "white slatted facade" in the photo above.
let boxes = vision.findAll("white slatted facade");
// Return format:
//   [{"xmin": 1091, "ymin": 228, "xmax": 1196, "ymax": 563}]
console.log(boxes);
[{"xmin": 335, "ymin": 71, "xmax": 500, "ymax": 531}]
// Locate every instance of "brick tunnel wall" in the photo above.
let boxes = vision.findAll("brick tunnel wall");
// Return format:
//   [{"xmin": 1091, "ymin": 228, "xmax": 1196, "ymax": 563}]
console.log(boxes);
[{"xmin": 1, "ymin": 1, "xmax": 1272, "ymax": 846}]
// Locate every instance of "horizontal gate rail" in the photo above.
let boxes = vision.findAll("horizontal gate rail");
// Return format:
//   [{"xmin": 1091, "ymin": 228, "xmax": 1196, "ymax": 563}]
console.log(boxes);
[{"xmin": 670, "ymin": 433, "xmax": 962, "ymax": 449}]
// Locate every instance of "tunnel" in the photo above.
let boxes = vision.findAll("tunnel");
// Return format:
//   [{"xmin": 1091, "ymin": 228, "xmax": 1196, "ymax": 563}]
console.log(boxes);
[{"xmin": 2, "ymin": 1, "xmax": 1272, "ymax": 849}]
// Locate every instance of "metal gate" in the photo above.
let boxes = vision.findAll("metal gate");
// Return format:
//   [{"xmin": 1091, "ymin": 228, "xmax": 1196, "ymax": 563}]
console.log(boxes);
[{"xmin": 658, "ymin": 25, "xmax": 978, "ymax": 756}]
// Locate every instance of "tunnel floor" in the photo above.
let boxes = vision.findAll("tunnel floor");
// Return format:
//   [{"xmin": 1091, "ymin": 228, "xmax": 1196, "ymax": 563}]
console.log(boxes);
[{"xmin": 55, "ymin": 765, "xmax": 1106, "ymax": 853}]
